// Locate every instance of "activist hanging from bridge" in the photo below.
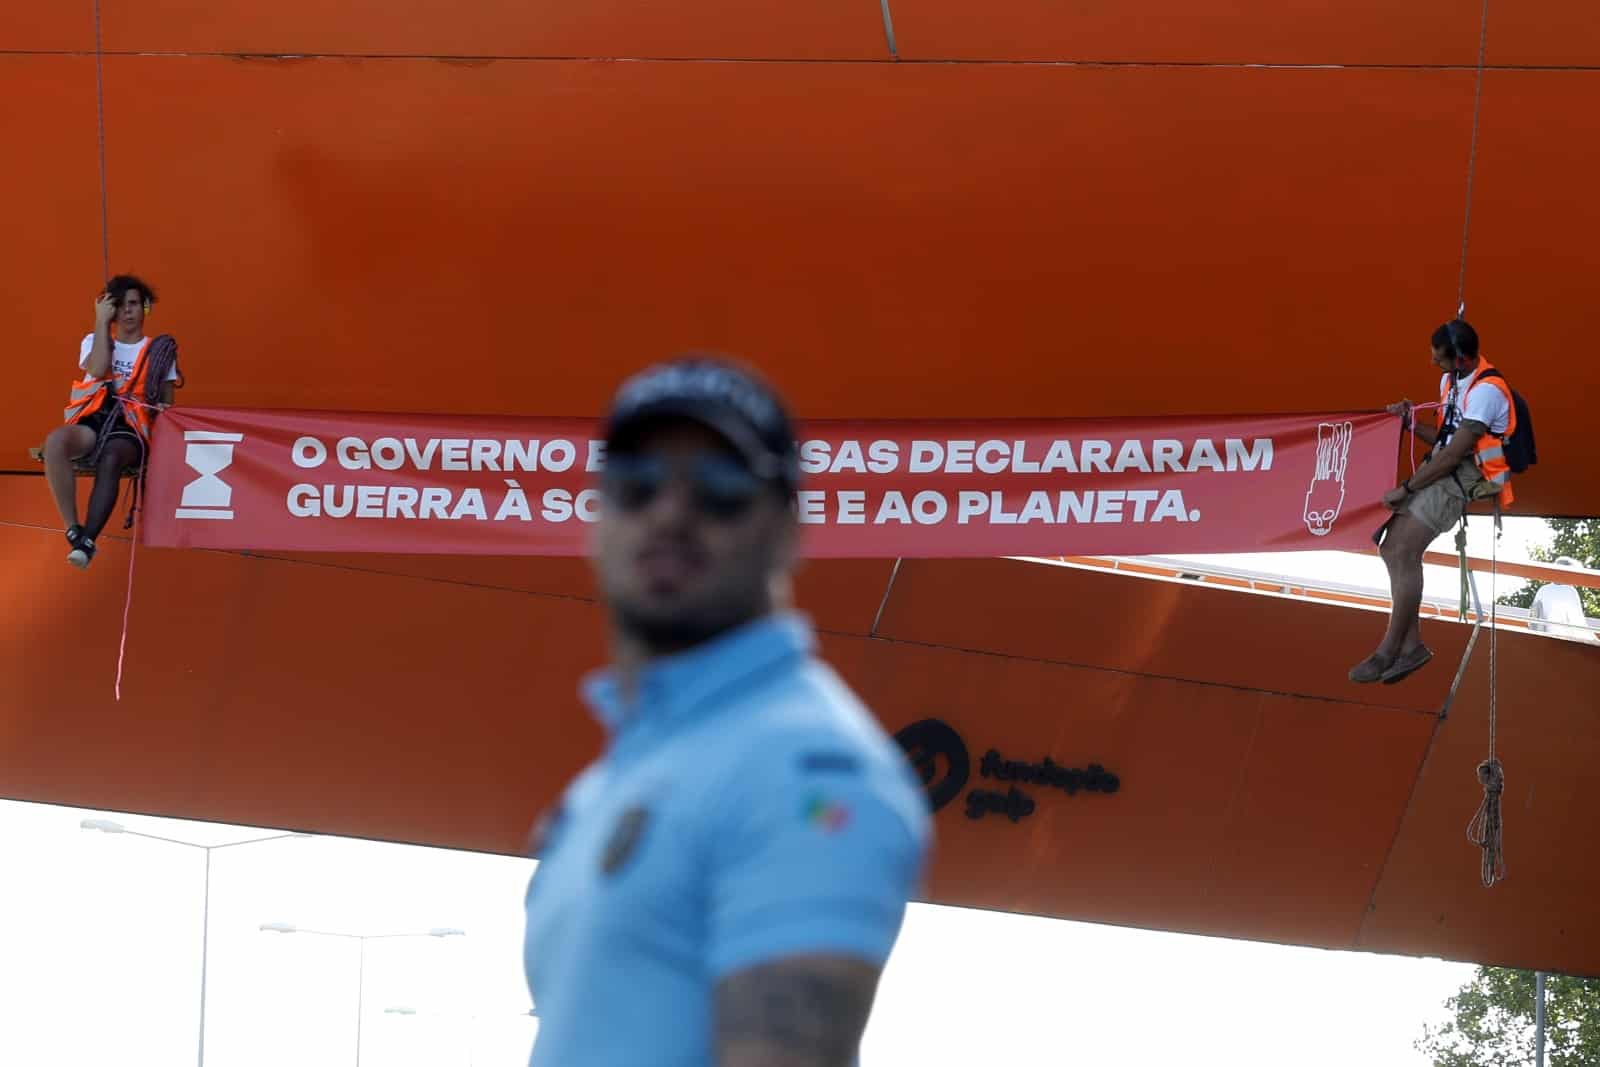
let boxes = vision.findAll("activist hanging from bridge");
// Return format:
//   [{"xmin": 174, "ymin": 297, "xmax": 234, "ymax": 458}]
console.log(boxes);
[{"xmin": 39, "ymin": 276, "xmax": 182, "ymax": 571}]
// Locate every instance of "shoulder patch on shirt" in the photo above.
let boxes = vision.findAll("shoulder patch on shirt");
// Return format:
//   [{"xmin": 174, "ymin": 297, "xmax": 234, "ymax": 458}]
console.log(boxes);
[
  {"xmin": 600, "ymin": 805, "xmax": 651, "ymax": 875},
  {"xmin": 799, "ymin": 750, "xmax": 861, "ymax": 775}
]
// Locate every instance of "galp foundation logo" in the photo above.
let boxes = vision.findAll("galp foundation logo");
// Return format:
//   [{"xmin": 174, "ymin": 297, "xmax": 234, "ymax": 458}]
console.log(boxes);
[
  {"xmin": 892, "ymin": 717, "xmax": 1119, "ymax": 823},
  {"xmin": 1303, "ymin": 421, "xmax": 1353, "ymax": 537},
  {"xmin": 175, "ymin": 431, "xmax": 244, "ymax": 521},
  {"xmin": 893, "ymin": 719, "xmax": 970, "ymax": 813}
]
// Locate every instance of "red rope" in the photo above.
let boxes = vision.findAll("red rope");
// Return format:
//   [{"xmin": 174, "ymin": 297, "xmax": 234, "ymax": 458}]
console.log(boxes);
[
  {"xmin": 107, "ymin": 397, "xmax": 164, "ymax": 702},
  {"xmin": 115, "ymin": 502, "xmax": 139, "ymax": 701},
  {"xmin": 1407, "ymin": 401, "xmax": 1445, "ymax": 474},
  {"xmin": 83, "ymin": 335, "xmax": 178, "ymax": 701}
]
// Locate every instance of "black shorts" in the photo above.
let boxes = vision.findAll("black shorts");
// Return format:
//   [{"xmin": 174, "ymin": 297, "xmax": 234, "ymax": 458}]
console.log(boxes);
[{"xmin": 78, "ymin": 405, "xmax": 139, "ymax": 445}]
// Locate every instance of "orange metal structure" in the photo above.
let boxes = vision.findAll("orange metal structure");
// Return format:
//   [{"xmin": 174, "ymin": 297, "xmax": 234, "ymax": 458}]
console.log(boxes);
[{"xmin": 4, "ymin": 2, "xmax": 1598, "ymax": 976}]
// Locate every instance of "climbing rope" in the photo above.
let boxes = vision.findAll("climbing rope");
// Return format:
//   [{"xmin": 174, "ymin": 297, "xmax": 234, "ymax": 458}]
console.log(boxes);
[
  {"xmin": 100, "ymin": 335, "xmax": 181, "ymax": 700},
  {"xmin": 1405, "ymin": 400, "xmax": 1445, "ymax": 483},
  {"xmin": 1455, "ymin": 0, "xmax": 1492, "ymax": 317},
  {"xmin": 1407, "ymin": 395, "xmax": 1507, "ymax": 885},
  {"xmin": 93, "ymin": 0, "xmax": 110, "ymax": 279},
  {"xmin": 1444, "ymin": 0, "xmax": 1503, "ymax": 881},
  {"xmin": 1466, "ymin": 511, "xmax": 1506, "ymax": 886},
  {"xmin": 115, "ymin": 505, "xmax": 141, "ymax": 702},
  {"xmin": 1468, "ymin": 757, "xmax": 1505, "ymax": 886},
  {"xmin": 116, "ymin": 335, "xmax": 180, "ymax": 531}
]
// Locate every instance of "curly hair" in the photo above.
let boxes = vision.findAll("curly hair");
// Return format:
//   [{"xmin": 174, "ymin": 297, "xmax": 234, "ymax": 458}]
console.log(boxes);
[{"xmin": 106, "ymin": 274, "xmax": 158, "ymax": 309}]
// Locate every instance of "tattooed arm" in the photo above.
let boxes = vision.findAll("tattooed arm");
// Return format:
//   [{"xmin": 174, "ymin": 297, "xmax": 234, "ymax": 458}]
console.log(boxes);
[
  {"xmin": 704, "ymin": 729, "xmax": 931, "ymax": 1067},
  {"xmin": 715, "ymin": 954, "xmax": 882, "ymax": 1067}
]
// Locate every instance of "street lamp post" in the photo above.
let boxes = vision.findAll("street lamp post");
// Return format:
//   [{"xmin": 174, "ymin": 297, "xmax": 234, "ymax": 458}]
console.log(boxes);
[
  {"xmin": 260, "ymin": 923, "xmax": 466, "ymax": 1067},
  {"xmin": 1535, "ymin": 971, "xmax": 1547, "ymax": 1067},
  {"xmin": 81, "ymin": 818, "xmax": 309, "ymax": 1067}
]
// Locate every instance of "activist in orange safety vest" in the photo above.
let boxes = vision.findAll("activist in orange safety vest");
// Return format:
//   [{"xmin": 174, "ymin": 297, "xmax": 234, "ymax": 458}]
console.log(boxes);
[
  {"xmin": 1350, "ymin": 319, "xmax": 1518, "ymax": 685},
  {"xmin": 41, "ymin": 275, "xmax": 180, "ymax": 571}
]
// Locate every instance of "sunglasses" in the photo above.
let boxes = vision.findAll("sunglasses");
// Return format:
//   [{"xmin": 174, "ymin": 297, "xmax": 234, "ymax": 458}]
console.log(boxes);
[{"xmin": 601, "ymin": 451, "xmax": 776, "ymax": 520}]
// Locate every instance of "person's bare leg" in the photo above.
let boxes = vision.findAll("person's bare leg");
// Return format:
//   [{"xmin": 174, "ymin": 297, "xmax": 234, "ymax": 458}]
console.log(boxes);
[
  {"xmin": 1401, "ymin": 591, "xmax": 1425, "ymax": 652},
  {"xmin": 83, "ymin": 438, "xmax": 142, "ymax": 539},
  {"xmin": 1376, "ymin": 514, "xmax": 1435, "ymax": 658},
  {"xmin": 1351, "ymin": 512, "xmax": 1437, "ymax": 682},
  {"xmin": 42, "ymin": 424, "xmax": 96, "ymax": 529}
]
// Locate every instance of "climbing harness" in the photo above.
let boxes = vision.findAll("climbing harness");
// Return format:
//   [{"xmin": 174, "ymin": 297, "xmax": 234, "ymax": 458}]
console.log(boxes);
[{"xmin": 77, "ymin": 334, "xmax": 179, "ymax": 533}]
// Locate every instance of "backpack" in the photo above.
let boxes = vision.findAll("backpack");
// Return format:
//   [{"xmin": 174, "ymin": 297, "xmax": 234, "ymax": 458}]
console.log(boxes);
[{"xmin": 1470, "ymin": 369, "xmax": 1537, "ymax": 473}]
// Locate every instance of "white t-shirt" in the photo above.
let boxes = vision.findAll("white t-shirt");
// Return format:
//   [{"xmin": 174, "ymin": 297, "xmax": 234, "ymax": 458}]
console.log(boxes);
[
  {"xmin": 78, "ymin": 333, "xmax": 179, "ymax": 383},
  {"xmin": 1439, "ymin": 366, "xmax": 1510, "ymax": 436}
]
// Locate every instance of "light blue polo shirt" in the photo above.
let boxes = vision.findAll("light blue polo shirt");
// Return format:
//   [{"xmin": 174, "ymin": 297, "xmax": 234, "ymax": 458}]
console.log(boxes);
[{"xmin": 522, "ymin": 612, "xmax": 931, "ymax": 1067}]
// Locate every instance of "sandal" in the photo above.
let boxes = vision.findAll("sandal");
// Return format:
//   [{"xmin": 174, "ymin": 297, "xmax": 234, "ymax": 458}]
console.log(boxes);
[
  {"xmin": 1349, "ymin": 652, "xmax": 1395, "ymax": 684},
  {"xmin": 1381, "ymin": 644, "xmax": 1434, "ymax": 684}
]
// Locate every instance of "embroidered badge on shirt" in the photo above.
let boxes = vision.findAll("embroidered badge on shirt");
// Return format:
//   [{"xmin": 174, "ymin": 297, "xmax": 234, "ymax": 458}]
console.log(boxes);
[
  {"xmin": 600, "ymin": 806, "xmax": 651, "ymax": 875},
  {"xmin": 804, "ymin": 793, "xmax": 852, "ymax": 834}
]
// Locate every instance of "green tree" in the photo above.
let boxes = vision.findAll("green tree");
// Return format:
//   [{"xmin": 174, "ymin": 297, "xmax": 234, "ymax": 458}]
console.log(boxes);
[
  {"xmin": 1418, "ymin": 968, "xmax": 1600, "ymax": 1066},
  {"xmin": 1497, "ymin": 519, "xmax": 1600, "ymax": 618}
]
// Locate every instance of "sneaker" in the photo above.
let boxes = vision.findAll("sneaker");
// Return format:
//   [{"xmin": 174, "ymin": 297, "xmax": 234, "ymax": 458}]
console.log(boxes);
[
  {"xmin": 1380, "ymin": 644, "xmax": 1434, "ymax": 684},
  {"xmin": 66, "ymin": 534, "xmax": 96, "ymax": 570}
]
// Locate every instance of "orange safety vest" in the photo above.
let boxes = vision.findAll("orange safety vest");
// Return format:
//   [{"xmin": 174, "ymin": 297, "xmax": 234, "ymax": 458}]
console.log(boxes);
[
  {"xmin": 1438, "ymin": 356, "xmax": 1515, "ymax": 508},
  {"xmin": 63, "ymin": 337, "xmax": 156, "ymax": 441}
]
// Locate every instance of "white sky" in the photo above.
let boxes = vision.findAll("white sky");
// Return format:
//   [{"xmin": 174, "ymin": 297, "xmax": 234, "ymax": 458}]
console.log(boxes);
[
  {"xmin": 0, "ymin": 797, "xmax": 1478, "ymax": 1067},
  {"xmin": 1, "ymin": 517, "xmax": 1575, "ymax": 1067}
]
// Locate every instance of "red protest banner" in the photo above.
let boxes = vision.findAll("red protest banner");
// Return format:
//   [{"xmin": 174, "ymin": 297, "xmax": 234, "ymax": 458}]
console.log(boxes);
[{"xmin": 140, "ymin": 407, "xmax": 1397, "ymax": 558}]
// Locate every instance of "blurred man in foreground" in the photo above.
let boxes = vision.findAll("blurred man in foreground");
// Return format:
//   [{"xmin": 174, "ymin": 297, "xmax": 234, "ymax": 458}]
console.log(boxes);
[{"xmin": 522, "ymin": 356, "xmax": 931, "ymax": 1066}]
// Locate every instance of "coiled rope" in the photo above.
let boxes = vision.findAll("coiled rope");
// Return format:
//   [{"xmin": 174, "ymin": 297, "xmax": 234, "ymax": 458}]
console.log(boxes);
[{"xmin": 1466, "ymin": 513, "xmax": 1506, "ymax": 886}]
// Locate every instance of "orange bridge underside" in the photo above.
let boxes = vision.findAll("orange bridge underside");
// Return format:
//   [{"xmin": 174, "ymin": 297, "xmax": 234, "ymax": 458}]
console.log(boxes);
[{"xmin": 2, "ymin": 481, "xmax": 1595, "ymax": 975}]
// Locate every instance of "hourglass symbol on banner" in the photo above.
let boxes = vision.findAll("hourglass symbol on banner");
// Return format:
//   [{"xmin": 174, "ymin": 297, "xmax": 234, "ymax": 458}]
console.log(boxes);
[
  {"xmin": 175, "ymin": 431, "xmax": 244, "ymax": 520},
  {"xmin": 1303, "ymin": 421, "xmax": 1352, "ymax": 537}
]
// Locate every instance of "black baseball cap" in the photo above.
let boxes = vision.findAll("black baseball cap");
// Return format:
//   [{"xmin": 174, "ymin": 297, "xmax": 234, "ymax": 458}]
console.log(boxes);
[{"xmin": 601, "ymin": 355, "xmax": 801, "ymax": 490}]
